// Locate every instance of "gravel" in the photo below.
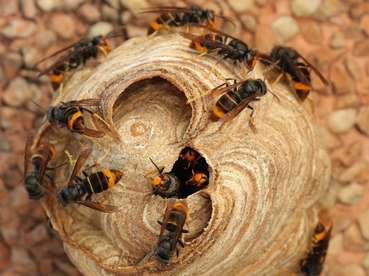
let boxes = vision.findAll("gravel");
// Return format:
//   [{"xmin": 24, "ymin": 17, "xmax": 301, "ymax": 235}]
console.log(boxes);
[{"xmin": 327, "ymin": 108, "xmax": 357, "ymax": 134}]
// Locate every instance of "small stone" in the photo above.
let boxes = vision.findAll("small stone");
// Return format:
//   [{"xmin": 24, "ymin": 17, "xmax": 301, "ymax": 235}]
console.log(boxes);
[
  {"xmin": 291, "ymin": 0, "xmax": 321, "ymax": 16},
  {"xmin": 102, "ymin": 3, "xmax": 120, "ymax": 21},
  {"xmin": 9, "ymin": 186, "xmax": 29, "ymax": 208},
  {"xmin": 327, "ymin": 108, "xmax": 357, "ymax": 134},
  {"xmin": 330, "ymin": 64, "xmax": 355, "ymax": 94},
  {"xmin": 2, "ymin": 52, "xmax": 22, "ymax": 80},
  {"xmin": 240, "ymin": 14, "xmax": 257, "ymax": 32},
  {"xmin": 357, "ymin": 106, "xmax": 369, "ymax": 136},
  {"xmin": 358, "ymin": 209, "xmax": 369, "ymax": 240},
  {"xmin": 21, "ymin": 47, "xmax": 40, "ymax": 68},
  {"xmin": 50, "ymin": 13, "xmax": 76, "ymax": 39},
  {"xmin": 318, "ymin": 126, "xmax": 342, "ymax": 151},
  {"xmin": 344, "ymin": 223, "xmax": 366, "ymax": 252},
  {"xmin": 363, "ymin": 252, "xmax": 369, "ymax": 268},
  {"xmin": 339, "ymin": 161, "xmax": 369, "ymax": 183},
  {"xmin": 0, "ymin": 137, "xmax": 11, "ymax": 152},
  {"xmin": 344, "ymin": 24, "xmax": 366, "ymax": 40},
  {"xmin": 341, "ymin": 264, "xmax": 366, "ymax": 276},
  {"xmin": 1, "ymin": 19, "xmax": 36, "ymax": 39},
  {"xmin": 3, "ymin": 77, "xmax": 35, "ymax": 107},
  {"xmin": 272, "ymin": 16, "xmax": 300, "ymax": 41},
  {"xmin": 350, "ymin": 3, "xmax": 369, "ymax": 20},
  {"xmin": 255, "ymin": 0, "xmax": 268, "ymax": 5},
  {"xmin": 314, "ymin": 0, "xmax": 348, "ymax": 20},
  {"xmin": 1, "ymin": 215, "xmax": 21, "ymax": 245},
  {"xmin": 119, "ymin": 0, "xmax": 149, "ymax": 13},
  {"xmin": 328, "ymin": 233, "xmax": 342, "ymax": 255},
  {"xmin": 361, "ymin": 15, "xmax": 369, "ymax": 36},
  {"xmin": 254, "ymin": 24, "xmax": 278, "ymax": 52},
  {"xmin": 319, "ymin": 178, "xmax": 341, "ymax": 208},
  {"xmin": 37, "ymin": 0, "xmax": 63, "ymax": 11},
  {"xmin": 330, "ymin": 31, "xmax": 346, "ymax": 49},
  {"xmin": 353, "ymin": 40, "xmax": 369, "ymax": 57},
  {"xmin": 11, "ymin": 248, "xmax": 37, "ymax": 273},
  {"xmin": 227, "ymin": 0, "xmax": 255, "ymax": 12},
  {"xmin": 34, "ymin": 30, "xmax": 57, "ymax": 49},
  {"xmin": 338, "ymin": 183, "xmax": 363, "ymax": 205},
  {"xmin": 0, "ymin": 241, "xmax": 10, "ymax": 270},
  {"xmin": 24, "ymin": 224, "xmax": 49, "ymax": 245},
  {"xmin": 338, "ymin": 142, "xmax": 363, "ymax": 167},
  {"xmin": 345, "ymin": 58, "xmax": 363, "ymax": 81},
  {"xmin": 62, "ymin": 0, "xmax": 85, "ymax": 10},
  {"xmin": 39, "ymin": 259, "xmax": 53, "ymax": 275},
  {"xmin": 0, "ymin": 0, "xmax": 18, "ymax": 16},
  {"xmin": 20, "ymin": 0, "xmax": 38, "ymax": 19},
  {"xmin": 79, "ymin": 4, "xmax": 101, "ymax": 22},
  {"xmin": 299, "ymin": 19, "xmax": 323, "ymax": 45},
  {"xmin": 89, "ymin": 22, "xmax": 114, "ymax": 38},
  {"xmin": 335, "ymin": 93, "xmax": 360, "ymax": 109}
]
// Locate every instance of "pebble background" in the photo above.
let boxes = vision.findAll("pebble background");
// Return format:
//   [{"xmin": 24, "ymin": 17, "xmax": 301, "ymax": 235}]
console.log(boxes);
[{"xmin": 0, "ymin": 0, "xmax": 368, "ymax": 275}]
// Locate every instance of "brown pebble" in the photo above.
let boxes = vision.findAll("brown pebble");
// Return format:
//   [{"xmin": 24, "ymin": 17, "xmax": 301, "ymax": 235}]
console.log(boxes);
[
  {"xmin": 50, "ymin": 13, "xmax": 77, "ymax": 39},
  {"xmin": 349, "ymin": 2, "xmax": 369, "ymax": 20},
  {"xmin": 3, "ymin": 77, "xmax": 35, "ymax": 107},
  {"xmin": 339, "ymin": 161, "xmax": 369, "ymax": 183},
  {"xmin": 327, "ymin": 233, "xmax": 343, "ymax": 256},
  {"xmin": 338, "ymin": 182, "xmax": 363, "ymax": 205},
  {"xmin": 360, "ymin": 15, "xmax": 369, "ymax": 36},
  {"xmin": 24, "ymin": 224, "xmax": 49, "ymax": 245},
  {"xmin": 254, "ymin": 24, "xmax": 278, "ymax": 52},
  {"xmin": 356, "ymin": 106, "xmax": 369, "ymax": 135},
  {"xmin": 345, "ymin": 58, "xmax": 364, "ymax": 81},
  {"xmin": 343, "ymin": 223, "xmax": 366, "ymax": 251},
  {"xmin": 0, "ymin": 242, "xmax": 11, "ymax": 271},
  {"xmin": 330, "ymin": 31, "xmax": 346, "ymax": 49},
  {"xmin": 318, "ymin": 126, "xmax": 342, "ymax": 151},
  {"xmin": 11, "ymin": 247, "xmax": 38, "ymax": 273},
  {"xmin": 299, "ymin": 19, "xmax": 323, "ymax": 45},
  {"xmin": 335, "ymin": 93, "xmax": 360, "ymax": 109},
  {"xmin": 358, "ymin": 209, "xmax": 369, "ymax": 240},
  {"xmin": 338, "ymin": 142, "xmax": 363, "ymax": 166},
  {"xmin": 344, "ymin": 24, "xmax": 366, "ymax": 40},
  {"xmin": 353, "ymin": 40, "xmax": 369, "ymax": 57},
  {"xmin": 330, "ymin": 64, "xmax": 355, "ymax": 94},
  {"xmin": 20, "ymin": 0, "xmax": 38, "ymax": 19},
  {"xmin": 1, "ymin": 19, "xmax": 36, "ymax": 39},
  {"xmin": 39, "ymin": 259, "xmax": 54, "ymax": 275},
  {"xmin": 327, "ymin": 108, "xmax": 357, "ymax": 134},
  {"xmin": 341, "ymin": 264, "xmax": 366, "ymax": 276},
  {"xmin": 0, "ymin": 0, "xmax": 18, "ymax": 16},
  {"xmin": 79, "ymin": 4, "xmax": 101, "ymax": 22},
  {"xmin": 34, "ymin": 30, "xmax": 57, "ymax": 49},
  {"xmin": 314, "ymin": 0, "xmax": 348, "ymax": 20}
]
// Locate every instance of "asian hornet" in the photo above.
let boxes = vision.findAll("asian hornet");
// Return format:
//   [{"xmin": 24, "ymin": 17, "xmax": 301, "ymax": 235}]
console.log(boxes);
[
  {"xmin": 47, "ymin": 98, "xmax": 112, "ymax": 138},
  {"xmin": 154, "ymin": 199, "xmax": 189, "ymax": 264},
  {"xmin": 141, "ymin": 4, "xmax": 233, "ymax": 35},
  {"xmin": 268, "ymin": 46, "xmax": 329, "ymax": 100},
  {"xmin": 57, "ymin": 148, "xmax": 122, "ymax": 213}
]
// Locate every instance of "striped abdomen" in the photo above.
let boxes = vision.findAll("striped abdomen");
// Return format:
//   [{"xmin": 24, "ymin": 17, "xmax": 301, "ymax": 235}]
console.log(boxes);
[
  {"xmin": 290, "ymin": 63, "xmax": 311, "ymax": 99},
  {"xmin": 83, "ymin": 168, "xmax": 120, "ymax": 194},
  {"xmin": 212, "ymin": 89, "xmax": 243, "ymax": 120}
]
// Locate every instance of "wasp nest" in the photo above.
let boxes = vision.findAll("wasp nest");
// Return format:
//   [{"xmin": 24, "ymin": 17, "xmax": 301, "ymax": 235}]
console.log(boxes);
[{"xmin": 39, "ymin": 34, "xmax": 331, "ymax": 275}]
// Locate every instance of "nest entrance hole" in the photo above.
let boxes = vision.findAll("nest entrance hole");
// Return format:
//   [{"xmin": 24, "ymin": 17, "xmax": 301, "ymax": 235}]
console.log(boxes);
[
  {"xmin": 172, "ymin": 147, "xmax": 210, "ymax": 199},
  {"xmin": 151, "ymin": 147, "xmax": 210, "ymax": 199}
]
